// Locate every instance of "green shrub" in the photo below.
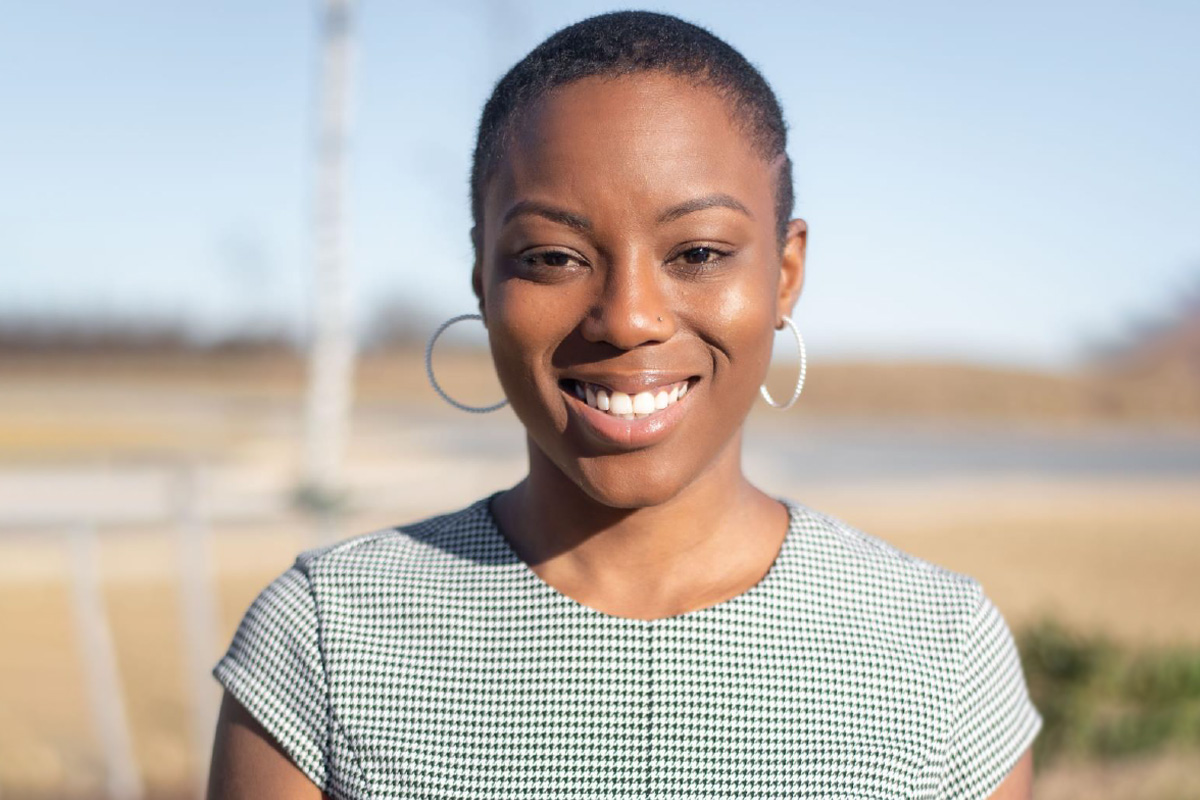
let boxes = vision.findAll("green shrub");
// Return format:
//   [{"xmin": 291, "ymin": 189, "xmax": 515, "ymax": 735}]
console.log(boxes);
[{"xmin": 1017, "ymin": 619, "xmax": 1200, "ymax": 767}]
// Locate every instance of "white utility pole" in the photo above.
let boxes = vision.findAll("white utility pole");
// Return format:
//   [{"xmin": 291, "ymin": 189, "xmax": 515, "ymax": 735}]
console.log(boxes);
[
  {"xmin": 70, "ymin": 524, "xmax": 143, "ymax": 800},
  {"xmin": 173, "ymin": 464, "xmax": 219, "ymax": 800},
  {"xmin": 302, "ymin": 0, "xmax": 356, "ymax": 506}
]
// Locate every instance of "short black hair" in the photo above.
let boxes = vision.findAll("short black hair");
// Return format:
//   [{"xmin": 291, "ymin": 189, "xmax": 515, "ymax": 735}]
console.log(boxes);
[{"xmin": 470, "ymin": 10, "xmax": 794, "ymax": 252}]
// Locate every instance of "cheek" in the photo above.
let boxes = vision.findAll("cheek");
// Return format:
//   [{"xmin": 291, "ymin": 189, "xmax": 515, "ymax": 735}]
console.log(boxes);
[
  {"xmin": 682, "ymin": 275, "xmax": 777, "ymax": 381},
  {"xmin": 484, "ymin": 281, "xmax": 579, "ymax": 407},
  {"xmin": 487, "ymin": 290, "xmax": 543, "ymax": 380},
  {"xmin": 489, "ymin": 286, "xmax": 543, "ymax": 349}
]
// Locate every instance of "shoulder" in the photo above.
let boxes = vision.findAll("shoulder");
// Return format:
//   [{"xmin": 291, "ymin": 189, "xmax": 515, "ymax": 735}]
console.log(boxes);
[
  {"xmin": 777, "ymin": 499, "xmax": 1043, "ymax": 776},
  {"xmin": 783, "ymin": 498, "xmax": 985, "ymax": 606},
  {"xmin": 212, "ymin": 496, "xmax": 507, "ymax": 744},
  {"xmin": 287, "ymin": 495, "xmax": 508, "ymax": 595},
  {"xmin": 779, "ymin": 499, "xmax": 993, "ymax": 658}
]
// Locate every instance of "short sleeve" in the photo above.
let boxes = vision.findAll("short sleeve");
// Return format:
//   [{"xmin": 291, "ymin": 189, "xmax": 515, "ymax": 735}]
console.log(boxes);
[
  {"xmin": 939, "ymin": 591, "xmax": 1042, "ymax": 799},
  {"xmin": 212, "ymin": 563, "xmax": 329, "ymax": 790}
]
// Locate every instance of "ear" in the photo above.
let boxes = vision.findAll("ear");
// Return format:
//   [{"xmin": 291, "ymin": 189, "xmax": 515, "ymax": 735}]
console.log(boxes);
[
  {"xmin": 470, "ymin": 226, "xmax": 487, "ymax": 321},
  {"xmin": 775, "ymin": 218, "xmax": 807, "ymax": 326}
]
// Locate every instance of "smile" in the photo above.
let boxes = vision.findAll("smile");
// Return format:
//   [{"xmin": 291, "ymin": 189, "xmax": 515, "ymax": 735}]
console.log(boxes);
[
  {"xmin": 564, "ymin": 379, "xmax": 691, "ymax": 420},
  {"xmin": 559, "ymin": 375, "xmax": 699, "ymax": 450}
]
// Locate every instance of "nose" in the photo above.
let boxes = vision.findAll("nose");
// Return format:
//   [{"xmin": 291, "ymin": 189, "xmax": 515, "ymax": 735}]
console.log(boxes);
[{"xmin": 579, "ymin": 255, "xmax": 676, "ymax": 349}]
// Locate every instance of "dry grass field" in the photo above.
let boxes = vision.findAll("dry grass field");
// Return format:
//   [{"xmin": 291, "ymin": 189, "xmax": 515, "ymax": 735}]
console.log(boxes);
[{"xmin": 1, "ymin": 349, "xmax": 1198, "ymax": 798}]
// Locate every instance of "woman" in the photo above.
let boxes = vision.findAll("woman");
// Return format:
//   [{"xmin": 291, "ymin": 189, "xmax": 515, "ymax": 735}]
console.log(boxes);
[{"xmin": 208, "ymin": 11, "xmax": 1041, "ymax": 799}]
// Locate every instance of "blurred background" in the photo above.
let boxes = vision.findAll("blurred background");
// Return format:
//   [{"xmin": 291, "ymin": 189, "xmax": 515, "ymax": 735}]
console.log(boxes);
[{"xmin": 1, "ymin": 1, "xmax": 1198, "ymax": 798}]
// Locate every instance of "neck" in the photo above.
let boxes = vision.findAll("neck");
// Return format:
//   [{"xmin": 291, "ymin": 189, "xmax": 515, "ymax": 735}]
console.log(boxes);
[{"xmin": 491, "ymin": 432, "xmax": 788, "ymax": 619}]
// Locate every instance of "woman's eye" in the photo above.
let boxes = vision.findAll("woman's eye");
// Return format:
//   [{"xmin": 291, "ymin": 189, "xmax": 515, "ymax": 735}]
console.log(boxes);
[
  {"xmin": 676, "ymin": 246, "xmax": 726, "ymax": 266},
  {"xmin": 522, "ymin": 251, "xmax": 579, "ymax": 269}
]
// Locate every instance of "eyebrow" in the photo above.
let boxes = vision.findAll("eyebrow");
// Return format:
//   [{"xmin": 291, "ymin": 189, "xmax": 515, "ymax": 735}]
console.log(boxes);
[
  {"xmin": 499, "ymin": 193, "xmax": 753, "ymax": 231},
  {"xmin": 501, "ymin": 201, "xmax": 591, "ymax": 232},
  {"xmin": 657, "ymin": 193, "xmax": 753, "ymax": 224}
]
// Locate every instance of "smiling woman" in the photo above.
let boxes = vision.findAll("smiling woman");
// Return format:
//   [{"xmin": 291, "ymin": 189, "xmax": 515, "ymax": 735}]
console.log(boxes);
[{"xmin": 207, "ymin": 11, "xmax": 1040, "ymax": 800}]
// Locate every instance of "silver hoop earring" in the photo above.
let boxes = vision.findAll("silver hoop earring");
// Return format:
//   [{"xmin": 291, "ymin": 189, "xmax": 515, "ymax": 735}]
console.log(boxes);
[
  {"xmin": 425, "ymin": 314, "xmax": 509, "ymax": 413},
  {"xmin": 759, "ymin": 314, "xmax": 807, "ymax": 410}
]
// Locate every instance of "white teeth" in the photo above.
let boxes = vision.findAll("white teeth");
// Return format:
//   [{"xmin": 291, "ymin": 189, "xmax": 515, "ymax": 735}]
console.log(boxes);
[
  {"xmin": 573, "ymin": 380, "xmax": 692, "ymax": 419},
  {"xmin": 609, "ymin": 391, "xmax": 633, "ymax": 416}
]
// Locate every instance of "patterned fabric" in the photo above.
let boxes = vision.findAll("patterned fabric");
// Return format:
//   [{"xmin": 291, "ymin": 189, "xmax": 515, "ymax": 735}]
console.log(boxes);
[{"xmin": 214, "ymin": 496, "xmax": 1041, "ymax": 799}]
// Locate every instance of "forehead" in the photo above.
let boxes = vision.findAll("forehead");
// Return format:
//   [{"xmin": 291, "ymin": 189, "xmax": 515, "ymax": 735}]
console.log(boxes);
[{"xmin": 485, "ymin": 73, "xmax": 774, "ymax": 225}]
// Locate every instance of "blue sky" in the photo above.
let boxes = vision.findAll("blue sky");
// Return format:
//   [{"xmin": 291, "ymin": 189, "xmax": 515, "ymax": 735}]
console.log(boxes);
[{"xmin": 2, "ymin": 1, "xmax": 1197, "ymax": 367}]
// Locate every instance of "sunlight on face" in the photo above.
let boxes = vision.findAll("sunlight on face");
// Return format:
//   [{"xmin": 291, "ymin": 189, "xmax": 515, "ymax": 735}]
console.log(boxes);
[{"xmin": 476, "ymin": 72, "xmax": 804, "ymax": 508}]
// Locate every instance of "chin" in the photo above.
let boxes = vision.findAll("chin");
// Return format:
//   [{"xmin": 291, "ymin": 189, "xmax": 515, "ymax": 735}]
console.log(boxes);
[
  {"xmin": 577, "ymin": 478, "xmax": 681, "ymax": 510},
  {"xmin": 567, "ymin": 450, "xmax": 705, "ymax": 510}
]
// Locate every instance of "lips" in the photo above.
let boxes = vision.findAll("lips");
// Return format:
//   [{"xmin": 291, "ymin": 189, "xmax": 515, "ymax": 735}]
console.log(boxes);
[
  {"xmin": 558, "ymin": 374, "xmax": 699, "ymax": 449},
  {"xmin": 565, "ymin": 379, "xmax": 691, "ymax": 420}
]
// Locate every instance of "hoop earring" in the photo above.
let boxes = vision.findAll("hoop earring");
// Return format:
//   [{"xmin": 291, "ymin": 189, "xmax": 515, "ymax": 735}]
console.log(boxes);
[
  {"xmin": 425, "ymin": 314, "xmax": 509, "ymax": 413},
  {"xmin": 759, "ymin": 314, "xmax": 807, "ymax": 410}
]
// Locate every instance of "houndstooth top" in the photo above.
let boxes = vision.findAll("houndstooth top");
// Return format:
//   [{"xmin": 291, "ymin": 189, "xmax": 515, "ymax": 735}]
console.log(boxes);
[{"xmin": 213, "ymin": 495, "xmax": 1042, "ymax": 799}]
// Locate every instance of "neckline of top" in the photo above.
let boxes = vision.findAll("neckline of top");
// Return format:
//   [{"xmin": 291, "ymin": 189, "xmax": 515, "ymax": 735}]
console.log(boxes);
[{"xmin": 473, "ymin": 491, "xmax": 805, "ymax": 626}]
